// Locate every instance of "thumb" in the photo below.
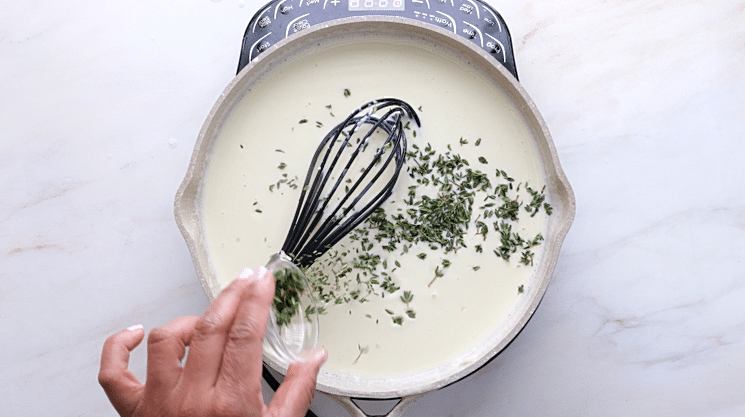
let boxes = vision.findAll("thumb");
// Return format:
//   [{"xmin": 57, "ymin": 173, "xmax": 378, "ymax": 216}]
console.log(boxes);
[
  {"xmin": 98, "ymin": 325, "xmax": 146, "ymax": 416},
  {"xmin": 268, "ymin": 347, "xmax": 328, "ymax": 417}
]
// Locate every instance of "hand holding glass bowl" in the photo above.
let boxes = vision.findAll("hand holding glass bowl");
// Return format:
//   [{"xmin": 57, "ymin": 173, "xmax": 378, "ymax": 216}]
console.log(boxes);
[{"xmin": 98, "ymin": 267, "xmax": 327, "ymax": 417}]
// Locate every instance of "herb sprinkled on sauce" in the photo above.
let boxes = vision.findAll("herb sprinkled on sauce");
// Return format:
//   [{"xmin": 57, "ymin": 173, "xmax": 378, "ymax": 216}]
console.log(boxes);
[{"xmin": 266, "ymin": 108, "xmax": 551, "ymax": 329}]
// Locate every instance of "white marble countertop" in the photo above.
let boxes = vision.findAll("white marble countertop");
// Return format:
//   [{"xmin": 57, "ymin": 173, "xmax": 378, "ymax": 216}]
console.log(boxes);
[{"xmin": 2, "ymin": 0, "xmax": 743, "ymax": 416}]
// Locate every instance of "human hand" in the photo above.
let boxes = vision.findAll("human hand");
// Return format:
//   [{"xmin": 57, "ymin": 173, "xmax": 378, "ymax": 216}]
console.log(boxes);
[{"xmin": 98, "ymin": 266, "xmax": 328, "ymax": 417}]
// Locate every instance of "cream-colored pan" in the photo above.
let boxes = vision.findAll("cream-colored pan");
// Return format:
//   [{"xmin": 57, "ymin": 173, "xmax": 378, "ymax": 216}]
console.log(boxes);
[{"xmin": 175, "ymin": 18, "xmax": 575, "ymax": 417}]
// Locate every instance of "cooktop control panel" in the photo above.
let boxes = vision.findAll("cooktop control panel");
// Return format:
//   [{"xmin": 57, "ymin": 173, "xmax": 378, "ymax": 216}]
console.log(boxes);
[{"xmin": 237, "ymin": 0, "xmax": 518, "ymax": 79}]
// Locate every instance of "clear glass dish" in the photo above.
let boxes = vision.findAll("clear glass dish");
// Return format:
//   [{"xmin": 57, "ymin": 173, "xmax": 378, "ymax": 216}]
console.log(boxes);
[{"xmin": 263, "ymin": 252, "xmax": 320, "ymax": 363}]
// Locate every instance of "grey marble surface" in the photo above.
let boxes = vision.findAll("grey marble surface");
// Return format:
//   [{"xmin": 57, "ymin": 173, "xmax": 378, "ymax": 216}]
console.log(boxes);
[{"xmin": 1, "ymin": 0, "xmax": 744, "ymax": 416}]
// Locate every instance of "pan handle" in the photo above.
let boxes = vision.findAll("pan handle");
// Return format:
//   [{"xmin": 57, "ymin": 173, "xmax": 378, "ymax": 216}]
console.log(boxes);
[{"xmin": 326, "ymin": 394, "xmax": 423, "ymax": 417}]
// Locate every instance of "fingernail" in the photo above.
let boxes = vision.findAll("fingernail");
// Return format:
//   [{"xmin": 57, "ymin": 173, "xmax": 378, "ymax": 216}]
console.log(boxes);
[
  {"xmin": 256, "ymin": 265, "xmax": 269, "ymax": 281},
  {"xmin": 127, "ymin": 324, "xmax": 144, "ymax": 332},
  {"xmin": 311, "ymin": 346, "xmax": 328, "ymax": 365},
  {"xmin": 237, "ymin": 267, "xmax": 255, "ymax": 279}
]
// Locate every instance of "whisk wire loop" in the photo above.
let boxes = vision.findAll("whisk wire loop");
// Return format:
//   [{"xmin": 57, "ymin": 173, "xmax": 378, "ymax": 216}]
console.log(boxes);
[
  {"xmin": 301, "ymin": 114, "xmax": 405, "ymax": 257},
  {"xmin": 287, "ymin": 114, "xmax": 397, "ymax": 258},
  {"xmin": 281, "ymin": 98, "xmax": 419, "ymax": 267},
  {"xmin": 308, "ymin": 107, "xmax": 405, "ymax": 232}
]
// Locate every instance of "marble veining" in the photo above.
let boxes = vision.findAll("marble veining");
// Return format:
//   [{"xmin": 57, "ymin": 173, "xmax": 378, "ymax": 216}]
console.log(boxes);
[{"xmin": 1, "ymin": 0, "xmax": 744, "ymax": 416}]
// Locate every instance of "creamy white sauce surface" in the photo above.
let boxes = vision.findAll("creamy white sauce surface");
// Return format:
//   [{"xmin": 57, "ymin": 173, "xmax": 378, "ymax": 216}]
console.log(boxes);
[{"xmin": 200, "ymin": 34, "xmax": 547, "ymax": 378}]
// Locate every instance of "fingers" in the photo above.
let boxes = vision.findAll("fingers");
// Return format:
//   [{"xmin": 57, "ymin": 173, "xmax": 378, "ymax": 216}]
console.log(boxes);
[
  {"xmin": 268, "ymin": 347, "xmax": 328, "ymax": 417},
  {"xmin": 98, "ymin": 325, "xmax": 146, "ymax": 416},
  {"xmin": 183, "ymin": 268, "xmax": 260, "ymax": 388},
  {"xmin": 217, "ymin": 266, "xmax": 275, "ymax": 396},
  {"xmin": 145, "ymin": 315, "xmax": 200, "ymax": 393}
]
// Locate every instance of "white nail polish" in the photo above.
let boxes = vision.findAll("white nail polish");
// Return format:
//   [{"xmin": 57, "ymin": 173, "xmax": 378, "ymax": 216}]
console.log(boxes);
[
  {"xmin": 256, "ymin": 265, "xmax": 268, "ymax": 281},
  {"xmin": 127, "ymin": 324, "xmax": 144, "ymax": 331},
  {"xmin": 238, "ymin": 267, "xmax": 255, "ymax": 279},
  {"xmin": 314, "ymin": 346, "xmax": 328, "ymax": 365}
]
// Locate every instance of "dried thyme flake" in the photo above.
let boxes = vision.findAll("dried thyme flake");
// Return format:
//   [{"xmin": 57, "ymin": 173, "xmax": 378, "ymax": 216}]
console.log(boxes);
[
  {"xmin": 353, "ymin": 344, "xmax": 369, "ymax": 364},
  {"xmin": 520, "ymin": 250, "xmax": 535, "ymax": 266},
  {"xmin": 400, "ymin": 290, "xmax": 414, "ymax": 305}
]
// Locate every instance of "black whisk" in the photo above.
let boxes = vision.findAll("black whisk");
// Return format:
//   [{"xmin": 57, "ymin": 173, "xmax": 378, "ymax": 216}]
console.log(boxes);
[
  {"xmin": 261, "ymin": 99, "xmax": 419, "ymax": 395},
  {"xmin": 281, "ymin": 98, "xmax": 420, "ymax": 268}
]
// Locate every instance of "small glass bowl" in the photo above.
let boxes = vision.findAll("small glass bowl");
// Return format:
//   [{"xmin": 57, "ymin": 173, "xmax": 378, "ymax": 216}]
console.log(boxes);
[{"xmin": 263, "ymin": 252, "xmax": 320, "ymax": 363}]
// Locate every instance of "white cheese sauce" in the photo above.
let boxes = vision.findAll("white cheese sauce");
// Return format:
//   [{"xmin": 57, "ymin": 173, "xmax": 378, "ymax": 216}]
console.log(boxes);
[{"xmin": 200, "ymin": 34, "xmax": 547, "ymax": 378}]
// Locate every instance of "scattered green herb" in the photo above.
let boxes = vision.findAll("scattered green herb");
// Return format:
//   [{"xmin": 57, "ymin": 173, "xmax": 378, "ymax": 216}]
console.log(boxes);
[
  {"xmin": 520, "ymin": 250, "xmax": 535, "ymax": 266},
  {"xmin": 524, "ymin": 184, "xmax": 548, "ymax": 217},
  {"xmin": 268, "ymin": 108, "xmax": 553, "ymax": 328},
  {"xmin": 353, "ymin": 344, "xmax": 369, "ymax": 364},
  {"xmin": 428, "ymin": 265, "xmax": 445, "ymax": 287},
  {"xmin": 400, "ymin": 290, "xmax": 414, "ymax": 306}
]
